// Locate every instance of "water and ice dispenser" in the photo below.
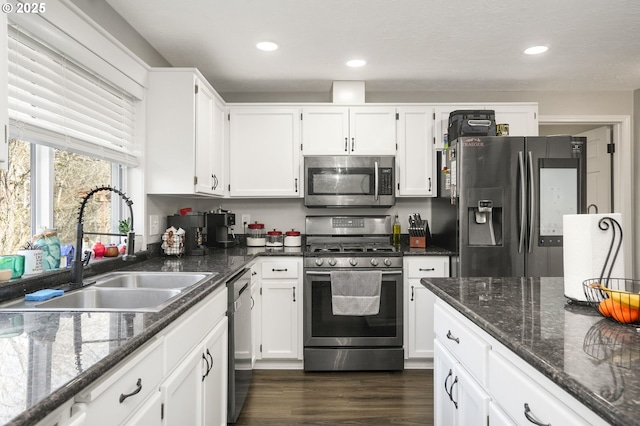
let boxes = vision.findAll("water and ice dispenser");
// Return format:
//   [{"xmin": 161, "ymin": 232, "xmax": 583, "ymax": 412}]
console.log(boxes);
[{"xmin": 467, "ymin": 189, "xmax": 502, "ymax": 246}]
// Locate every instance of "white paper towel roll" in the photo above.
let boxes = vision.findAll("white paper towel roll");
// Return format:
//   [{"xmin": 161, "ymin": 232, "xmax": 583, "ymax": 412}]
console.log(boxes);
[{"xmin": 563, "ymin": 213, "xmax": 625, "ymax": 301}]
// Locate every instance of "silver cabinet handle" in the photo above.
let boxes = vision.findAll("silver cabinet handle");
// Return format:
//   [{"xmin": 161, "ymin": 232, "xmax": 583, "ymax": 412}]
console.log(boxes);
[
  {"xmin": 450, "ymin": 376, "xmax": 459, "ymax": 409},
  {"xmin": 294, "ymin": 178, "xmax": 298, "ymax": 193},
  {"xmin": 411, "ymin": 285, "xmax": 415, "ymax": 301},
  {"xmin": 119, "ymin": 378, "xmax": 142, "ymax": 403},
  {"xmin": 292, "ymin": 286, "xmax": 296, "ymax": 302},
  {"xmin": 272, "ymin": 268, "xmax": 288, "ymax": 272},
  {"xmin": 202, "ymin": 353, "xmax": 210, "ymax": 381},
  {"xmin": 419, "ymin": 268, "xmax": 435, "ymax": 272},
  {"xmin": 428, "ymin": 177, "xmax": 431, "ymax": 192},
  {"xmin": 344, "ymin": 137, "xmax": 348, "ymax": 152},
  {"xmin": 446, "ymin": 330, "xmax": 460, "ymax": 344},
  {"xmin": 524, "ymin": 403, "xmax": 550, "ymax": 426},
  {"xmin": 351, "ymin": 137, "xmax": 355, "ymax": 152}
]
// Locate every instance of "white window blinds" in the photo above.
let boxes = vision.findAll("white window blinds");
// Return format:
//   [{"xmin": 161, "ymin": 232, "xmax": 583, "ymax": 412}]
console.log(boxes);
[{"xmin": 7, "ymin": 25, "xmax": 140, "ymax": 166}]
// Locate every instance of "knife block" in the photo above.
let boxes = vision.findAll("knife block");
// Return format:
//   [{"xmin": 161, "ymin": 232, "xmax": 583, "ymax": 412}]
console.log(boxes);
[{"xmin": 410, "ymin": 236, "xmax": 426, "ymax": 248}]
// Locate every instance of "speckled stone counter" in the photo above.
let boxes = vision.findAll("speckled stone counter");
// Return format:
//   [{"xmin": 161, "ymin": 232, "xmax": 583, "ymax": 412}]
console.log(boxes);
[
  {"xmin": 421, "ymin": 276, "xmax": 640, "ymax": 426},
  {"xmin": 0, "ymin": 245, "xmax": 301, "ymax": 426}
]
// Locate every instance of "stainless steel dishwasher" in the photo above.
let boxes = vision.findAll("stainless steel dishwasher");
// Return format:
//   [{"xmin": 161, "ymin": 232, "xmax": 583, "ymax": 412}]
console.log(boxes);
[{"xmin": 226, "ymin": 267, "xmax": 252, "ymax": 423}]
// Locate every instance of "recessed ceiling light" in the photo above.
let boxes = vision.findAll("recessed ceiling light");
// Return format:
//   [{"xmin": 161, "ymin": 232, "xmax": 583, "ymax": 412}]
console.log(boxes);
[
  {"xmin": 256, "ymin": 41, "xmax": 279, "ymax": 52},
  {"xmin": 524, "ymin": 45, "xmax": 549, "ymax": 55},
  {"xmin": 346, "ymin": 59, "xmax": 366, "ymax": 68}
]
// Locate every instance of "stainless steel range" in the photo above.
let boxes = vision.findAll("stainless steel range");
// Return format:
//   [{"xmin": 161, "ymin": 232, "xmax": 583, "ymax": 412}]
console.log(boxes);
[{"xmin": 303, "ymin": 215, "xmax": 403, "ymax": 371}]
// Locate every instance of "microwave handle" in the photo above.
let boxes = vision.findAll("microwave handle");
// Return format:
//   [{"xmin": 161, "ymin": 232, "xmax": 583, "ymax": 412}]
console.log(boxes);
[{"xmin": 374, "ymin": 160, "xmax": 379, "ymax": 201}]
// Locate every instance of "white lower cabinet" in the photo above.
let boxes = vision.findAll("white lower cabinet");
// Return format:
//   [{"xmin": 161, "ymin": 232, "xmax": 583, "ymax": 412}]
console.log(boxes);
[
  {"xmin": 255, "ymin": 258, "xmax": 303, "ymax": 363},
  {"xmin": 433, "ymin": 297, "xmax": 608, "ymax": 426},
  {"xmin": 434, "ymin": 334, "xmax": 489, "ymax": 426},
  {"xmin": 72, "ymin": 338, "xmax": 164, "ymax": 426},
  {"xmin": 404, "ymin": 257, "xmax": 449, "ymax": 364},
  {"xmin": 161, "ymin": 317, "xmax": 228, "ymax": 426}
]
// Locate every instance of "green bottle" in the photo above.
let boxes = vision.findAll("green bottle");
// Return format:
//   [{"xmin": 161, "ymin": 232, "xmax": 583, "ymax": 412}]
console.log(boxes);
[{"xmin": 393, "ymin": 214, "xmax": 401, "ymax": 247}]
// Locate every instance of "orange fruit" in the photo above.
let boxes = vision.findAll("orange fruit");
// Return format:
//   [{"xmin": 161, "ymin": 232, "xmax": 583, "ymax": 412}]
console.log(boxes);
[{"xmin": 599, "ymin": 298, "xmax": 640, "ymax": 323}]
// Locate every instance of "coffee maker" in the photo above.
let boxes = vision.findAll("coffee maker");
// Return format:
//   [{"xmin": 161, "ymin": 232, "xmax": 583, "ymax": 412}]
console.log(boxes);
[
  {"xmin": 206, "ymin": 210, "xmax": 236, "ymax": 248},
  {"xmin": 166, "ymin": 212, "xmax": 208, "ymax": 255}
]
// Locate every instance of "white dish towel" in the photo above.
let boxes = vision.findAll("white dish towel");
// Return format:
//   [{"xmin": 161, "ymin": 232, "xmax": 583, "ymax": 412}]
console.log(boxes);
[{"xmin": 330, "ymin": 270, "xmax": 382, "ymax": 316}]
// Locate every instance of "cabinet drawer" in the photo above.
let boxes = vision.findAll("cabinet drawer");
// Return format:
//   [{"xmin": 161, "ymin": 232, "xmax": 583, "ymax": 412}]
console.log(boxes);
[
  {"xmin": 75, "ymin": 338, "xmax": 163, "ymax": 425},
  {"xmin": 406, "ymin": 257, "xmax": 449, "ymax": 278},
  {"xmin": 164, "ymin": 285, "xmax": 227, "ymax": 370},
  {"xmin": 434, "ymin": 302, "xmax": 489, "ymax": 386},
  {"xmin": 261, "ymin": 260, "xmax": 299, "ymax": 279},
  {"xmin": 489, "ymin": 351, "xmax": 589, "ymax": 426}
]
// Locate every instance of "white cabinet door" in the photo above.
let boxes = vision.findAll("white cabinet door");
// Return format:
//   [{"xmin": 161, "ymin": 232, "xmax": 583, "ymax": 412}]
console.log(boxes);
[
  {"xmin": 349, "ymin": 107, "xmax": 397, "ymax": 155},
  {"xmin": 434, "ymin": 340, "xmax": 490, "ymax": 426},
  {"xmin": 123, "ymin": 391, "xmax": 162, "ymax": 426},
  {"xmin": 407, "ymin": 283, "xmax": 437, "ymax": 359},
  {"xmin": 251, "ymin": 267, "xmax": 261, "ymax": 364},
  {"xmin": 491, "ymin": 104, "xmax": 538, "ymax": 136},
  {"xmin": 146, "ymin": 69, "xmax": 225, "ymax": 196},
  {"xmin": 301, "ymin": 106, "xmax": 396, "ymax": 155},
  {"xmin": 194, "ymin": 82, "xmax": 217, "ymax": 195},
  {"xmin": 489, "ymin": 401, "xmax": 515, "ymax": 426},
  {"xmin": 202, "ymin": 318, "xmax": 229, "ymax": 426},
  {"xmin": 301, "ymin": 107, "xmax": 350, "ymax": 155},
  {"xmin": 0, "ymin": 14, "xmax": 8, "ymax": 170},
  {"xmin": 161, "ymin": 343, "xmax": 205, "ymax": 425},
  {"xmin": 404, "ymin": 257, "xmax": 449, "ymax": 361},
  {"xmin": 261, "ymin": 280, "xmax": 300, "ymax": 359},
  {"xmin": 210, "ymin": 96, "xmax": 226, "ymax": 196},
  {"xmin": 229, "ymin": 108, "xmax": 301, "ymax": 197},
  {"xmin": 396, "ymin": 107, "xmax": 435, "ymax": 196},
  {"xmin": 434, "ymin": 340, "xmax": 458, "ymax": 426}
]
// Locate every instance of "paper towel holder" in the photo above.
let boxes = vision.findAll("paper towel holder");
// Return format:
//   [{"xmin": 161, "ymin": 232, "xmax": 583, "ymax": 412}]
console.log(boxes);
[{"xmin": 596, "ymin": 216, "xmax": 623, "ymax": 287}]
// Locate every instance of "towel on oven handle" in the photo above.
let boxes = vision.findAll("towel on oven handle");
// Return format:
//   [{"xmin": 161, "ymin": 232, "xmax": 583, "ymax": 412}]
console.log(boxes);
[{"xmin": 330, "ymin": 270, "xmax": 382, "ymax": 316}]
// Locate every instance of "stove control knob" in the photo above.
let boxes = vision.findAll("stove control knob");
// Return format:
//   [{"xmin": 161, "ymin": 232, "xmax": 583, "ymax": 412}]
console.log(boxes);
[
  {"xmin": 370, "ymin": 258, "xmax": 379, "ymax": 267},
  {"xmin": 383, "ymin": 258, "xmax": 392, "ymax": 267},
  {"xmin": 328, "ymin": 258, "xmax": 337, "ymax": 267},
  {"xmin": 314, "ymin": 258, "xmax": 324, "ymax": 266},
  {"xmin": 349, "ymin": 258, "xmax": 358, "ymax": 266}
]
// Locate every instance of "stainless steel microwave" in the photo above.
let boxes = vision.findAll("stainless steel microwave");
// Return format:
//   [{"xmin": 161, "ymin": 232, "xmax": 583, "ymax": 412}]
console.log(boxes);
[{"xmin": 304, "ymin": 156, "xmax": 395, "ymax": 207}]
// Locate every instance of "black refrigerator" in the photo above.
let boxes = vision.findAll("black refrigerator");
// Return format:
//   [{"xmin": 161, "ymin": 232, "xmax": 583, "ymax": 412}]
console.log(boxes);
[{"xmin": 432, "ymin": 135, "xmax": 587, "ymax": 277}]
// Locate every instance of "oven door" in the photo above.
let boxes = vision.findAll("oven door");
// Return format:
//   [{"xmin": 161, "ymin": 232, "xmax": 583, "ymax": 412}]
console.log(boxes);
[{"xmin": 303, "ymin": 269, "xmax": 403, "ymax": 347}]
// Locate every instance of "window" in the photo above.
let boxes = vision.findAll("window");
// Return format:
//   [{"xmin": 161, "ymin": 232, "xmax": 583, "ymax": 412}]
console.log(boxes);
[
  {"xmin": 0, "ymin": 138, "xmax": 123, "ymax": 254},
  {"xmin": 1, "ymin": 26, "xmax": 140, "ymax": 256}
]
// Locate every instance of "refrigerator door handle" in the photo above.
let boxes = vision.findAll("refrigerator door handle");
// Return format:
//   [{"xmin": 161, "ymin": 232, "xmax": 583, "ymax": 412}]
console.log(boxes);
[
  {"xmin": 518, "ymin": 151, "xmax": 526, "ymax": 253},
  {"xmin": 528, "ymin": 151, "xmax": 535, "ymax": 253}
]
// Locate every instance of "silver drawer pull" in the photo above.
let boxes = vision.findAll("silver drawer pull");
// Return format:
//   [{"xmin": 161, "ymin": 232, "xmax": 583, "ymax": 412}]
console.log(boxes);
[
  {"xmin": 524, "ymin": 403, "xmax": 551, "ymax": 426},
  {"xmin": 272, "ymin": 268, "xmax": 288, "ymax": 272},
  {"xmin": 419, "ymin": 268, "xmax": 435, "ymax": 271},
  {"xmin": 119, "ymin": 378, "xmax": 142, "ymax": 403},
  {"xmin": 446, "ymin": 330, "xmax": 460, "ymax": 344}
]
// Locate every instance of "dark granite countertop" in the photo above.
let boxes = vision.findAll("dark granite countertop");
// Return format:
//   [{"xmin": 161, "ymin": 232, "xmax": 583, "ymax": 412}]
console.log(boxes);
[
  {"xmin": 0, "ymin": 245, "xmax": 301, "ymax": 426},
  {"xmin": 421, "ymin": 276, "xmax": 640, "ymax": 426},
  {"xmin": 0, "ymin": 242, "xmax": 450, "ymax": 425}
]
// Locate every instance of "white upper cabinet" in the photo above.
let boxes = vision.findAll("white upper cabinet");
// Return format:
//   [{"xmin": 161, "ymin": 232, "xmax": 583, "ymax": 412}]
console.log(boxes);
[
  {"xmin": 396, "ymin": 106, "xmax": 435, "ymax": 197},
  {"xmin": 302, "ymin": 106, "xmax": 396, "ymax": 156},
  {"xmin": 433, "ymin": 103, "xmax": 538, "ymax": 149},
  {"xmin": 228, "ymin": 107, "xmax": 301, "ymax": 197},
  {"xmin": 146, "ymin": 69, "xmax": 225, "ymax": 196}
]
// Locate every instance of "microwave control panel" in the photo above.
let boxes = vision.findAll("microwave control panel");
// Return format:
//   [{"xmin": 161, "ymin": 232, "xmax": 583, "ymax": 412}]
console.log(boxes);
[{"xmin": 380, "ymin": 168, "xmax": 394, "ymax": 195}]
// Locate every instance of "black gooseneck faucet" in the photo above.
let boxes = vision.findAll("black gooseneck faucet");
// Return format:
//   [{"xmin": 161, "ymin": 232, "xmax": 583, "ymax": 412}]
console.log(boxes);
[{"xmin": 70, "ymin": 186, "xmax": 136, "ymax": 287}]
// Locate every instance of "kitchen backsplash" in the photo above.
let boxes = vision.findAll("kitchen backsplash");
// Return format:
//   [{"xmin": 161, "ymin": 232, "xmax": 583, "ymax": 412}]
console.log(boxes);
[{"xmin": 147, "ymin": 195, "xmax": 432, "ymax": 243}]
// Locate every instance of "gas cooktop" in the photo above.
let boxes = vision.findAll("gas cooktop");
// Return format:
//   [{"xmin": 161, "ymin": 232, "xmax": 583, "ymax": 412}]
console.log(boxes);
[{"xmin": 307, "ymin": 242, "xmax": 397, "ymax": 254}]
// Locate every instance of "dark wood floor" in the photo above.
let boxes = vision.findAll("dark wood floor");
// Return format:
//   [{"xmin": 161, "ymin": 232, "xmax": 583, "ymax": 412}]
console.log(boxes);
[{"xmin": 235, "ymin": 369, "xmax": 434, "ymax": 425}]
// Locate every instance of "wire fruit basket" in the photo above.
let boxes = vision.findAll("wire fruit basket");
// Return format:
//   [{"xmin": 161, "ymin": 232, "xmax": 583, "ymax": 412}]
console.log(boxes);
[{"xmin": 584, "ymin": 278, "xmax": 640, "ymax": 325}]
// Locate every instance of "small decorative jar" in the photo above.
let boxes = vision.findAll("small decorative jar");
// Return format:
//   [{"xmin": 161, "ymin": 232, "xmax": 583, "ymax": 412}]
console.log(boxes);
[{"xmin": 92, "ymin": 241, "xmax": 106, "ymax": 258}]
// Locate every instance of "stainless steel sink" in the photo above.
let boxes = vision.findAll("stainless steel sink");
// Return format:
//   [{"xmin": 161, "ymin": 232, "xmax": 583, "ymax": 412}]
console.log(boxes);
[
  {"xmin": 94, "ymin": 271, "xmax": 213, "ymax": 290},
  {"xmin": 0, "ymin": 271, "xmax": 215, "ymax": 312},
  {"xmin": 34, "ymin": 288, "xmax": 182, "ymax": 311}
]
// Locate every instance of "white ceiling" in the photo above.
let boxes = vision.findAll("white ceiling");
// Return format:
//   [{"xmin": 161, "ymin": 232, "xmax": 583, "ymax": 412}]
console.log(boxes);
[{"xmin": 105, "ymin": 0, "xmax": 640, "ymax": 95}]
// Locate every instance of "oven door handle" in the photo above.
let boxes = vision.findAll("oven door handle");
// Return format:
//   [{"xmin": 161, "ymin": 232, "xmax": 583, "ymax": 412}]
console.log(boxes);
[{"xmin": 305, "ymin": 271, "xmax": 402, "ymax": 276}]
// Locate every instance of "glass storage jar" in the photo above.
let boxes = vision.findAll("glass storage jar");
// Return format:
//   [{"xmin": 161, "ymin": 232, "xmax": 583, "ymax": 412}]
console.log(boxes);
[
  {"xmin": 246, "ymin": 222, "xmax": 266, "ymax": 247},
  {"xmin": 266, "ymin": 229, "xmax": 284, "ymax": 247},
  {"xmin": 284, "ymin": 229, "xmax": 301, "ymax": 247}
]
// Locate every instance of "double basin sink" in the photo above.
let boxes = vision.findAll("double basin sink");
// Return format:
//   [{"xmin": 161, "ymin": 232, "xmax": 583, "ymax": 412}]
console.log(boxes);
[{"xmin": 0, "ymin": 271, "xmax": 216, "ymax": 312}]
